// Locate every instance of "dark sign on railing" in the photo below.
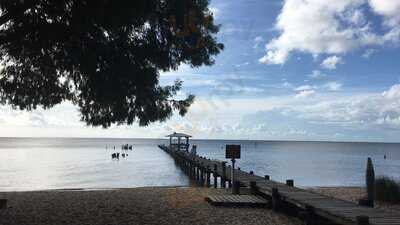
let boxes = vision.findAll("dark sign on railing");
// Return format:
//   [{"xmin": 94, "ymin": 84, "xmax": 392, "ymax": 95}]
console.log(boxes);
[{"xmin": 225, "ymin": 145, "xmax": 241, "ymax": 159}]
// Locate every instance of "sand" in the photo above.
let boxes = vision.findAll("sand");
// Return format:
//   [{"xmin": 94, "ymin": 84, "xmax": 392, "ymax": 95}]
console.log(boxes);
[
  {"xmin": 0, "ymin": 187, "xmax": 303, "ymax": 225},
  {"xmin": 3, "ymin": 186, "xmax": 399, "ymax": 225}
]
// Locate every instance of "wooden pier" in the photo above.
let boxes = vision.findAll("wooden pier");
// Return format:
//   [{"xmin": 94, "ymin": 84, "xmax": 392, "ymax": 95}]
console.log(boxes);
[{"xmin": 159, "ymin": 144, "xmax": 400, "ymax": 225}]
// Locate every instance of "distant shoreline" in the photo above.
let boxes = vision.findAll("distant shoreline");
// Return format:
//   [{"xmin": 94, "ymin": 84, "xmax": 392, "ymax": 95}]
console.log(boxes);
[{"xmin": 0, "ymin": 136, "xmax": 398, "ymax": 145}]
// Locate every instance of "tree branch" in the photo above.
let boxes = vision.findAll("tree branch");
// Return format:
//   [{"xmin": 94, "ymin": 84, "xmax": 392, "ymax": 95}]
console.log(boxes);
[{"xmin": 0, "ymin": 0, "xmax": 37, "ymax": 27}]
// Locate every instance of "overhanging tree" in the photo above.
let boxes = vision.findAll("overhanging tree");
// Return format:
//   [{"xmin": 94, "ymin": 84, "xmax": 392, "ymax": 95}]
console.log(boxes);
[{"xmin": 0, "ymin": 0, "xmax": 223, "ymax": 127}]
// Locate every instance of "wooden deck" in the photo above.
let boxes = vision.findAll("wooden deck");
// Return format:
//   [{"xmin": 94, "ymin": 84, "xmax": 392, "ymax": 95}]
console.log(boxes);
[
  {"xmin": 159, "ymin": 145, "xmax": 400, "ymax": 225},
  {"xmin": 205, "ymin": 195, "xmax": 268, "ymax": 207}
]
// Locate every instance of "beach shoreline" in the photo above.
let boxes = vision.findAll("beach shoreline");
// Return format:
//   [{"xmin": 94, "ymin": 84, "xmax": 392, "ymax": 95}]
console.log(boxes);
[
  {"xmin": 0, "ymin": 186, "xmax": 302, "ymax": 225},
  {"xmin": 1, "ymin": 186, "xmax": 399, "ymax": 225}
]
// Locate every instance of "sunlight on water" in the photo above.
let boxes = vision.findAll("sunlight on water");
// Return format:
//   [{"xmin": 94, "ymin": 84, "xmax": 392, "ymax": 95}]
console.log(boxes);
[
  {"xmin": 193, "ymin": 140, "xmax": 400, "ymax": 187},
  {"xmin": 0, "ymin": 138, "xmax": 187, "ymax": 191},
  {"xmin": 0, "ymin": 138, "xmax": 399, "ymax": 191}
]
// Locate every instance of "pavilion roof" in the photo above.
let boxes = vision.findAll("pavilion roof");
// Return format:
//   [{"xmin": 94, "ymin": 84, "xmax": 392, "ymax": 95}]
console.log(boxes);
[{"xmin": 166, "ymin": 132, "xmax": 192, "ymax": 138}]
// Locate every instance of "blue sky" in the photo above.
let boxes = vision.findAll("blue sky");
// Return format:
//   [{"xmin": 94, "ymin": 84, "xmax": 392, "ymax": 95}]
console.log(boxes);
[{"xmin": 1, "ymin": 0, "xmax": 400, "ymax": 142}]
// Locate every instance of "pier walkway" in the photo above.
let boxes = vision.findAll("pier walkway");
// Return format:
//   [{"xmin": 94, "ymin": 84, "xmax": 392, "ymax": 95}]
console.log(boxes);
[{"xmin": 159, "ymin": 145, "xmax": 400, "ymax": 225}]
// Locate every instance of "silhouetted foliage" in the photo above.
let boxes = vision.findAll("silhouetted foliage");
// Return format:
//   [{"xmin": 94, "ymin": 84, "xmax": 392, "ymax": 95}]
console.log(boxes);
[
  {"xmin": 375, "ymin": 176, "xmax": 400, "ymax": 204},
  {"xmin": 366, "ymin": 157, "xmax": 375, "ymax": 201},
  {"xmin": 0, "ymin": 0, "xmax": 223, "ymax": 127}
]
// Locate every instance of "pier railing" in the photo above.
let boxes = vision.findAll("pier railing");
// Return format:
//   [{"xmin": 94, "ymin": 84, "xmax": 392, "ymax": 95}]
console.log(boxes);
[{"xmin": 159, "ymin": 144, "xmax": 400, "ymax": 225}]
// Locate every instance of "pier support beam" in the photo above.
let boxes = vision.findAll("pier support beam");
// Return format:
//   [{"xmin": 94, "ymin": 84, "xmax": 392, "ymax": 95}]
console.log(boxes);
[
  {"xmin": 272, "ymin": 187, "xmax": 280, "ymax": 211},
  {"xmin": 356, "ymin": 216, "xmax": 369, "ymax": 225},
  {"xmin": 298, "ymin": 205, "xmax": 318, "ymax": 225},
  {"xmin": 0, "ymin": 199, "xmax": 7, "ymax": 209},
  {"xmin": 221, "ymin": 162, "xmax": 227, "ymax": 188},
  {"xmin": 213, "ymin": 164, "xmax": 218, "ymax": 188},
  {"xmin": 206, "ymin": 165, "xmax": 211, "ymax": 187},
  {"xmin": 200, "ymin": 163, "xmax": 205, "ymax": 185},
  {"xmin": 250, "ymin": 181, "xmax": 258, "ymax": 194},
  {"xmin": 233, "ymin": 181, "xmax": 240, "ymax": 195},
  {"xmin": 195, "ymin": 162, "xmax": 199, "ymax": 181}
]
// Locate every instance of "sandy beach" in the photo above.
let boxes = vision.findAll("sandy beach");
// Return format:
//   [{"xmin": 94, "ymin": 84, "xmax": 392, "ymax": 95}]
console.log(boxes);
[
  {"xmin": 2, "ymin": 186, "xmax": 399, "ymax": 225},
  {"xmin": 0, "ymin": 187, "xmax": 303, "ymax": 225}
]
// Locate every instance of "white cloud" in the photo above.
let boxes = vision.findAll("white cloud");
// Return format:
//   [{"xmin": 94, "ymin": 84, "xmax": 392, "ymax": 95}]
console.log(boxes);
[
  {"xmin": 369, "ymin": 0, "xmax": 400, "ymax": 17},
  {"xmin": 346, "ymin": 8, "xmax": 366, "ymax": 26},
  {"xmin": 382, "ymin": 84, "xmax": 400, "ymax": 99},
  {"xmin": 259, "ymin": 49, "xmax": 289, "ymax": 64},
  {"xmin": 321, "ymin": 56, "xmax": 344, "ymax": 70},
  {"xmin": 295, "ymin": 89, "xmax": 315, "ymax": 98},
  {"xmin": 368, "ymin": 0, "xmax": 400, "ymax": 44},
  {"xmin": 308, "ymin": 70, "xmax": 327, "ymax": 79},
  {"xmin": 294, "ymin": 81, "xmax": 343, "ymax": 95},
  {"xmin": 362, "ymin": 49, "xmax": 375, "ymax": 58},
  {"xmin": 282, "ymin": 81, "xmax": 293, "ymax": 88},
  {"xmin": 260, "ymin": 0, "xmax": 400, "ymax": 65},
  {"xmin": 209, "ymin": 7, "xmax": 220, "ymax": 18},
  {"xmin": 253, "ymin": 36, "xmax": 264, "ymax": 49},
  {"xmin": 296, "ymin": 84, "xmax": 400, "ymax": 129},
  {"xmin": 0, "ymin": 103, "xmax": 81, "ymax": 128},
  {"xmin": 323, "ymin": 82, "xmax": 343, "ymax": 91},
  {"xmin": 175, "ymin": 83, "xmax": 400, "ymax": 141},
  {"xmin": 295, "ymin": 85, "xmax": 315, "ymax": 91},
  {"xmin": 235, "ymin": 62, "xmax": 250, "ymax": 68},
  {"xmin": 181, "ymin": 79, "xmax": 216, "ymax": 87},
  {"xmin": 215, "ymin": 85, "xmax": 264, "ymax": 93}
]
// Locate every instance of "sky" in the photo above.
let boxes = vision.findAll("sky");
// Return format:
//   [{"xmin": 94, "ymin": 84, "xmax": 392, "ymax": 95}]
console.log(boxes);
[{"xmin": 1, "ymin": 0, "xmax": 400, "ymax": 142}]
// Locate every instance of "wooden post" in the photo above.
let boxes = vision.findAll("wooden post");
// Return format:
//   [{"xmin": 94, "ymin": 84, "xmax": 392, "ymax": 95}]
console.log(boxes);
[
  {"xmin": 0, "ymin": 199, "xmax": 7, "ymax": 209},
  {"xmin": 191, "ymin": 160, "xmax": 195, "ymax": 177},
  {"xmin": 358, "ymin": 199, "xmax": 374, "ymax": 208},
  {"xmin": 193, "ymin": 161, "xmax": 197, "ymax": 178},
  {"xmin": 206, "ymin": 165, "xmax": 211, "ymax": 187},
  {"xmin": 272, "ymin": 187, "xmax": 280, "ymax": 210},
  {"xmin": 250, "ymin": 170, "xmax": 254, "ymax": 175},
  {"xmin": 200, "ymin": 163, "xmax": 204, "ymax": 185},
  {"xmin": 250, "ymin": 181, "xmax": 257, "ymax": 194},
  {"xmin": 356, "ymin": 216, "xmax": 369, "ymax": 225},
  {"xmin": 233, "ymin": 181, "xmax": 240, "ymax": 195},
  {"xmin": 299, "ymin": 205, "xmax": 315, "ymax": 225},
  {"xmin": 221, "ymin": 162, "xmax": 226, "ymax": 188},
  {"xmin": 265, "ymin": 175, "xmax": 270, "ymax": 180},
  {"xmin": 192, "ymin": 161, "xmax": 196, "ymax": 178},
  {"xmin": 195, "ymin": 162, "xmax": 199, "ymax": 181},
  {"xmin": 286, "ymin": 179, "xmax": 294, "ymax": 187},
  {"xmin": 213, "ymin": 164, "xmax": 218, "ymax": 188},
  {"xmin": 184, "ymin": 161, "xmax": 188, "ymax": 174}
]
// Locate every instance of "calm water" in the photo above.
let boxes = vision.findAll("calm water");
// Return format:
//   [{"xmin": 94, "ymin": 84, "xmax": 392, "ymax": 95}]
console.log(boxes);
[{"xmin": 0, "ymin": 138, "xmax": 399, "ymax": 191}]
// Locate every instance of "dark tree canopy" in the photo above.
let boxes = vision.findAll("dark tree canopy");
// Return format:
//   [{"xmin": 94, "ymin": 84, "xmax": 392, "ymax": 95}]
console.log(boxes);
[{"xmin": 0, "ymin": 0, "xmax": 223, "ymax": 127}]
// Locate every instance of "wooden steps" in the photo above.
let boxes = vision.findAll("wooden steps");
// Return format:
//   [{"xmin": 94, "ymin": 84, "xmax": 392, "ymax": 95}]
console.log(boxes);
[{"xmin": 205, "ymin": 195, "xmax": 268, "ymax": 207}]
